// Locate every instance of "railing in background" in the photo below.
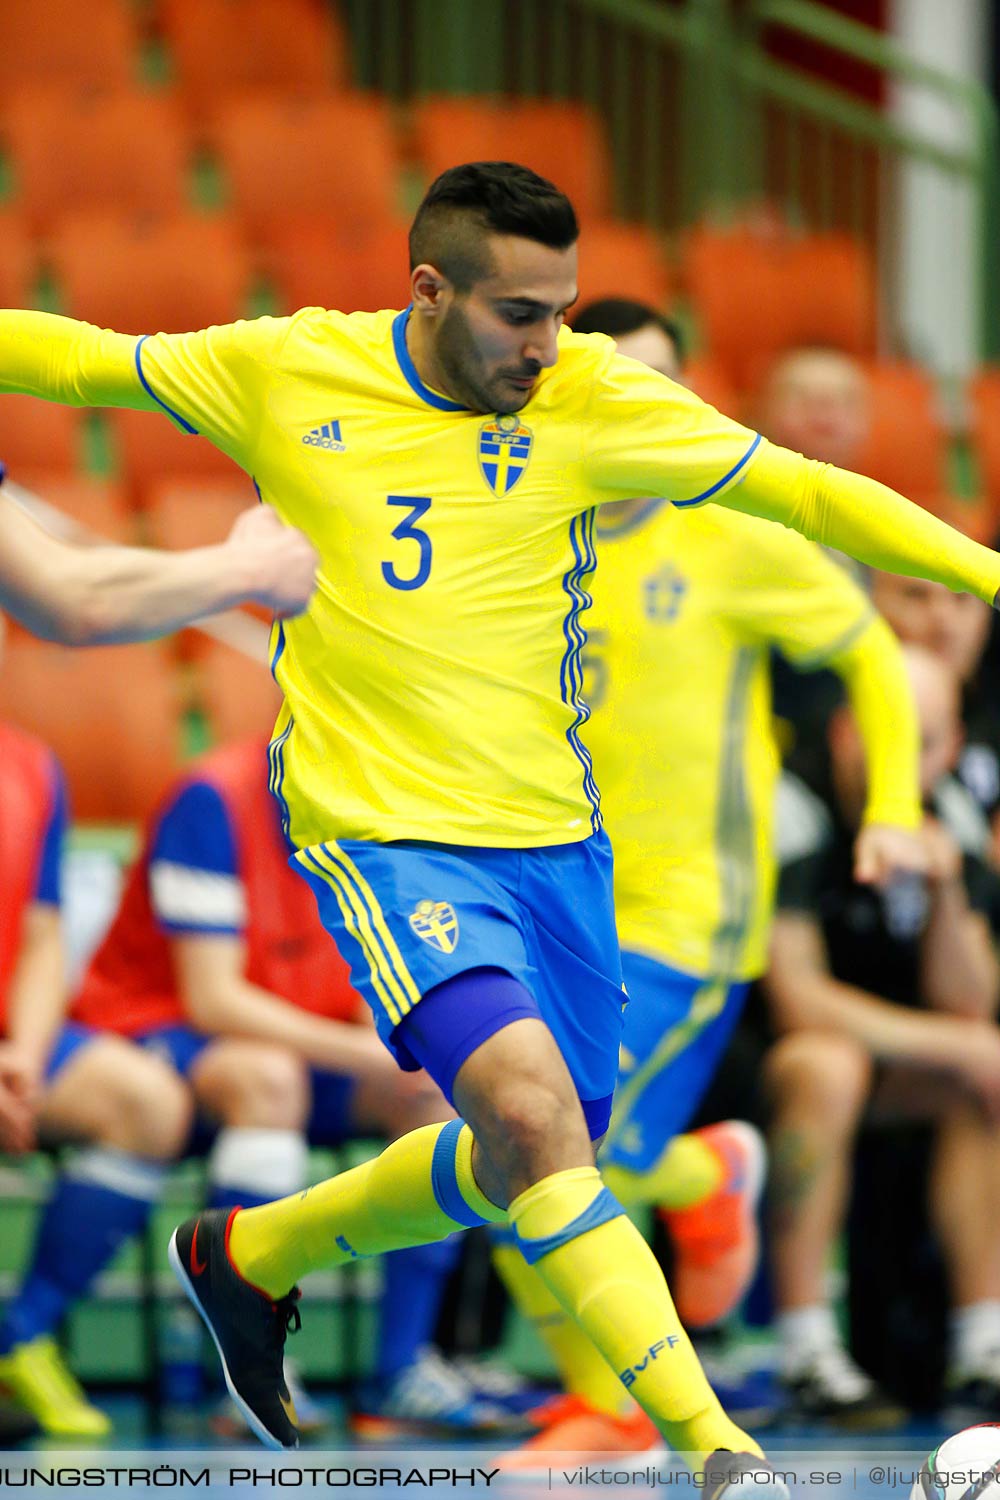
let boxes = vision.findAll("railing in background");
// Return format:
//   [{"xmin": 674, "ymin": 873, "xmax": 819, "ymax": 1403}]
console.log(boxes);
[
  {"xmin": 337, "ymin": 0, "xmax": 999, "ymax": 362},
  {"xmin": 740, "ymin": 0, "xmax": 1000, "ymax": 365}
]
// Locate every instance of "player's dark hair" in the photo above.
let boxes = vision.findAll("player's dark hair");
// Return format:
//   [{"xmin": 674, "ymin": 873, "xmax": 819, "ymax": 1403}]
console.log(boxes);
[
  {"xmin": 409, "ymin": 161, "xmax": 579, "ymax": 291},
  {"xmin": 572, "ymin": 297, "xmax": 685, "ymax": 365}
]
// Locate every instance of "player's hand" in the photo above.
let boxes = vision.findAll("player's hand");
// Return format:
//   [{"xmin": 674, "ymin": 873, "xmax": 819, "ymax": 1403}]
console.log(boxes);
[
  {"xmin": 853, "ymin": 822, "xmax": 929, "ymax": 886},
  {"xmin": 225, "ymin": 507, "xmax": 319, "ymax": 618},
  {"xmin": 938, "ymin": 1017, "xmax": 1000, "ymax": 1121},
  {"xmin": 920, "ymin": 816, "xmax": 964, "ymax": 886},
  {"xmin": 0, "ymin": 1041, "xmax": 41, "ymax": 1153}
]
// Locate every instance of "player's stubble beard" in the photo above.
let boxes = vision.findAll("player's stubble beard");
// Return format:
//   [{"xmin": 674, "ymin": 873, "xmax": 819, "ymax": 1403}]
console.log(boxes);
[{"xmin": 436, "ymin": 299, "xmax": 536, "ymax": 416}]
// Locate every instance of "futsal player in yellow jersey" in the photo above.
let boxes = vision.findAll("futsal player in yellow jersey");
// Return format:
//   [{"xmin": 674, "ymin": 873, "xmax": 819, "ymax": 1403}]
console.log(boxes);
[
  {"xmin": 490, "ymin": 298, "xmax": 923, "ymax": 1459},
  {"xmin": 1, "ymin": 165, "xmax": 998, "ymax": 1482}
]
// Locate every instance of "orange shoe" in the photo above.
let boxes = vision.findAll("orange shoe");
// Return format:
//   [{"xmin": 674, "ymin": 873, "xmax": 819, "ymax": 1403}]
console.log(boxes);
[
  {"xmin": 661, "ymin": 1121, "xmax": 766, "ymax": 1330},
  {"xmin": 497, "ymin": 1393, "xmax": 660, "ymax": 1471}
]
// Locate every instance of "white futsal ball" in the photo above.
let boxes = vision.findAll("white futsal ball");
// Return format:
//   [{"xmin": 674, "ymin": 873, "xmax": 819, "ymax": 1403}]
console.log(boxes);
[{"xmin": 912, "ymin": 1427, "xmax": 1000, "ymax": 1500}]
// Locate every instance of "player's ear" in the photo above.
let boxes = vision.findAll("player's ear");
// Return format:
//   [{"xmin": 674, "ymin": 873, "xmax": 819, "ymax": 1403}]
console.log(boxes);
[{"xmin": 411, "ymin": 263, "xmax": 450, "ymax": 315}]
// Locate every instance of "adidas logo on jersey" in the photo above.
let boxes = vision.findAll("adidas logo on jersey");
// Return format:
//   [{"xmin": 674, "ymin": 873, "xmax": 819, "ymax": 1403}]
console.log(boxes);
[{"xmin": 302, "ymin": 420, "xmax": 346, "ymax": 451}]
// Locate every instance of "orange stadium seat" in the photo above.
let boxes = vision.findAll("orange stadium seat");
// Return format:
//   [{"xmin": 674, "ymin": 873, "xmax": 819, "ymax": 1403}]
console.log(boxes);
[
  {"xmin": 267, "ymin": 215, "xmax": 411, "ymax": 314},
  {"xmin": 144, "ymin": 477, "xmax": 258, "ymax": 552},
  {"xmin": 0, "ymin": 639, "xmax": 183, "ymax": 821},
  {"xmin": 0, "ymin": 0, "xmax": 138, "ymax": 90},
  {"xmin": 160, "ymin": 0, "xmax": 348, "ymax": 121},
  {"xmin": 49, "ymin": 213, "xmax": 253, "ymax": 334},
  {"xmin": 683, "ymin": 221, "xmax": 795, "ymax": 391},
  {"xmin": 2, "ymin": 87, "xmax": 189, "ymax": 231},
  {"xmin": 684, "ymin": 222, "xmax": 878, "ymax": 392},
  {"xmin": 573, "ymin": 221, "xmax": 671, "ymax": 310},
  {"xmin": 968, "ymin": 369, "xmax": 1000, "ymax": 514},
  {"xmin": 11, "ymin": 472, "xmax": 135, "ymax": 543},
  {"xmin": 0, "ymin": 213, "xmax": 34, "ymax": 307},
  {"xmin": 683, "ymin": 356, "xmax": 740, "ymax": 417},
  {"xmin": 853, "ymin": 361, "xmax": 947, "ymax": 503},
  {"xmin": 0, "ymin": 395, "xmax": 84, "ymax": 474},
  {"xmin": 107, "ymin": 409, "xmax": 245, "ymax": 511},
  {"xmin": 198, "ymin": 640, "xmax": 282, "ymax": 744},
  {"xmin": 413, "ymin": 97, "xmax": 613, "ymax": 221},
  {"xmin": 784, "ymin": 232, "xmax": 878, "ymax": 358},
  {"xmin": 208, "ymin": 94, "xmax": 400, "ymax": 245}
]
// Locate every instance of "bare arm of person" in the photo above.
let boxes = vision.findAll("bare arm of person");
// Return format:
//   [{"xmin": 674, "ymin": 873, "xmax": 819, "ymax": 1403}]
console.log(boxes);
[
  {"xmin": 0, "ymin": 489, "xmax": 317, "ymax": 644},
  {"xmin": 766, "ymin": 909, "xmax": 1000, "ymax": 1119},
  {"xmin": 172, "ymin": 931, "xmax": 403, "ymax": 1086},
  {"xmin": 0, "ymin": 904, "xmax": 65, "ymax": 1151},
  {"xmin": 920, "ymin": 817, "xmax": 1000, "ymax": 1020}
]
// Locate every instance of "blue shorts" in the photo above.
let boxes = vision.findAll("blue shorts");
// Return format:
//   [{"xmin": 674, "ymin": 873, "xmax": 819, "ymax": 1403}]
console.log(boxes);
[
  {"xmin": 294, "ymin": 831, "xmax": 625, "ymax": 1134},
  {"xmin": 602, "ymin": 951, "xmax": 750, "ymax": 1173},
  {"xmin": 43, "ymin": 1022, "xmax": 98, "ymax": 1082},
  {"xmin": 42, "ymin": 1022, "xmax": 354, "ymax": 1146}
]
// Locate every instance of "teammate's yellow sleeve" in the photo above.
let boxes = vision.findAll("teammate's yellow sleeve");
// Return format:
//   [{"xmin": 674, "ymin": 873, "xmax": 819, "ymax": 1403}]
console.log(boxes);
[
  {"xmin": 0, "ymin": 311, "xmax": 145, "ymax": 408},
  {"xmin": 725, "ymin": 439, "xmax": 1000, "ymax": 607},
  {"xmin": 826, "ymin": 614, "xmax": 922, "ymax": 831}
]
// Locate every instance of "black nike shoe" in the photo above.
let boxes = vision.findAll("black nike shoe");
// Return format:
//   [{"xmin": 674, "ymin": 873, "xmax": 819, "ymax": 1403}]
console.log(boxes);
[
  {"xmin": 704, "ymin": 1451, "xmax": 791, "ymax": 1500},
  {"xmin": 168, "ymin": 1207, "xmax": 302, "ymax": 1449}
]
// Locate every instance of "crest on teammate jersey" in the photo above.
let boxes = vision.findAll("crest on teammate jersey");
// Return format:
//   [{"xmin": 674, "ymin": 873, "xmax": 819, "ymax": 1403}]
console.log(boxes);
[
  {"xmin": 409, "ymin": 899, "xmax": 460, "ymax": 953},
  {"xmin": 478, "ymin": 415, "xmax": 533, "ymax": 496}
]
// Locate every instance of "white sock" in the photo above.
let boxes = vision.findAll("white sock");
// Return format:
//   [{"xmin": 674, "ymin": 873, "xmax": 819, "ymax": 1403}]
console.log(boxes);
[
  {"xmin": 950, "ymin": 1300, "xmax": 1000, "ymax": 1373},
  {"xmin": 64, "ymin": 1146, "xmax": 167, "ymax": 1201},
  {"xmin": 776, "ymin": 1304, "xmax": 842, "ymax": 1371},
  {"xmin": 207, "ymin": 1127, "xmax": 308, "ymax": 1201}
]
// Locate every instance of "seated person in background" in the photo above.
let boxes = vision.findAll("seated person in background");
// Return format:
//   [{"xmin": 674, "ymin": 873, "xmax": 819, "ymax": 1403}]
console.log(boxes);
[
  {"xmin": 756, "ymin": 346, "xmax": 873, "ymax": 747},
  {"xmin": 764, "ymin": 644, "xmax": 1000, "ymax": 1426},
  {"xmin": 492, "ymin": 298, "xmax": 925, "ymax": 1463},
  {"xmin": 871, "ymin": 570, "xmax": 1000, "ymax": 855},
  {"xmin": 0, "ymin": 716, "xmax": 190, "ymax": 1437},
  {"xmin": 12, "ymin": 735, "xmax": 517, "ymax": 1439},
  {"xmin": 756, "ymin": 346, "xmax": 871, "ymax": 474}
]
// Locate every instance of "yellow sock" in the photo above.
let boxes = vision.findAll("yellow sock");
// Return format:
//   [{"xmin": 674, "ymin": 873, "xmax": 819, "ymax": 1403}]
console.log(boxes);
[
  {"xmin": 492, "ymin": 1235, "xmax": 630, "ymax": 1416},
  {"xmin": 602, "ymin": 1133, "xmax": 724, "ymax": 1211},
  {"xmin": 509, "ymin": 1167, "xmax": 761, "ymax": 1469},
  {"xmin": 228, "ymin": 1119, "xmax": 504, "ymax": 1296}
]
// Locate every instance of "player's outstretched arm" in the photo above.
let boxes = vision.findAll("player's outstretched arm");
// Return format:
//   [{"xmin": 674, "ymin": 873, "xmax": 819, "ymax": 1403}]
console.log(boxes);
[
  {"xmin": 0, "ymin": 310, "xmax": 149, "ymax": 408},
  {"xmin": 826, "ymin": 615, "xmax": 927, "ymax": 885},
  {"xmin": 721, "ymin": 440, "xmax": 1000, "ymax": 607},
  {"xmin": 0, "ymin": 490, "xmax": 318, "ymax": 644}
]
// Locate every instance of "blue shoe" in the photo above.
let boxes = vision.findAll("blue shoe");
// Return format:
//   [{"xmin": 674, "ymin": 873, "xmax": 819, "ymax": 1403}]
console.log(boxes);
[
  {"xmin": 452, "ymin": 1354, "xmax": 557, "ymax": 1417},
  {"xmin": 351, "ymin": 1347, "xmax": 530, "ymax": 1438}
]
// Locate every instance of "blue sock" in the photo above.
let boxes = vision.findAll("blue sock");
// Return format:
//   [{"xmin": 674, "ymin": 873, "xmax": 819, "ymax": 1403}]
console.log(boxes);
[
  {"xmin": 0, "ymin": 1150, "xmax": 164, "ymax": 1355},
  {"xmin": 207, "ymin": 1184, "xmax": 273, "ymax": 1211},
  {"xmin": 375, "ymin": 1237, "xmax": 463, "ymax": 1383}
]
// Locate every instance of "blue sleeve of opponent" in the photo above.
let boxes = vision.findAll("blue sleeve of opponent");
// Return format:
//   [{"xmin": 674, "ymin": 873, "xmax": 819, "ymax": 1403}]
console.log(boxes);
[
  {"xmin": 150, "ymin": 779, "xmax": 240, "ymax": 878},
  {"xmin": 33, "ymin": 760, "xmax": 68, "ymax": 906}
]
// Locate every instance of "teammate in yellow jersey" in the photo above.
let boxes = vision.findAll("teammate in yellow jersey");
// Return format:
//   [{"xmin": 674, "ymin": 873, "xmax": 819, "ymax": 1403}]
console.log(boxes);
[
  {"xmin": 1, "ymin": 164, "xmax": 998, "ymax": 1485},
  {"xmin": 491, "ymin": 297, "xmax": 925, "ymax": 1460},
  {"xmin": 0, "ymin": 463, "xmax": 316, "ymax": 642}
]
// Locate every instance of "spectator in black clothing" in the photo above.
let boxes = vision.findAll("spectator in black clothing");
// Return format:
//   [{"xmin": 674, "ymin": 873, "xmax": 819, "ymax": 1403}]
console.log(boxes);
[
  {"xmin": 763, "ymin": 644, "xmax": 1000, "ymax": 1426},
  {"xmin": 871, "ymin": 571, "xmax": 1000, "ymax": 851}
]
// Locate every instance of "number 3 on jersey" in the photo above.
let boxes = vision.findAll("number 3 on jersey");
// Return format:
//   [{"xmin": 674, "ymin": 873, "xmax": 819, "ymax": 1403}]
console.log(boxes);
[{"xmin": 382, "ymin": 496, "xmax": 432, "ymax": 591}]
